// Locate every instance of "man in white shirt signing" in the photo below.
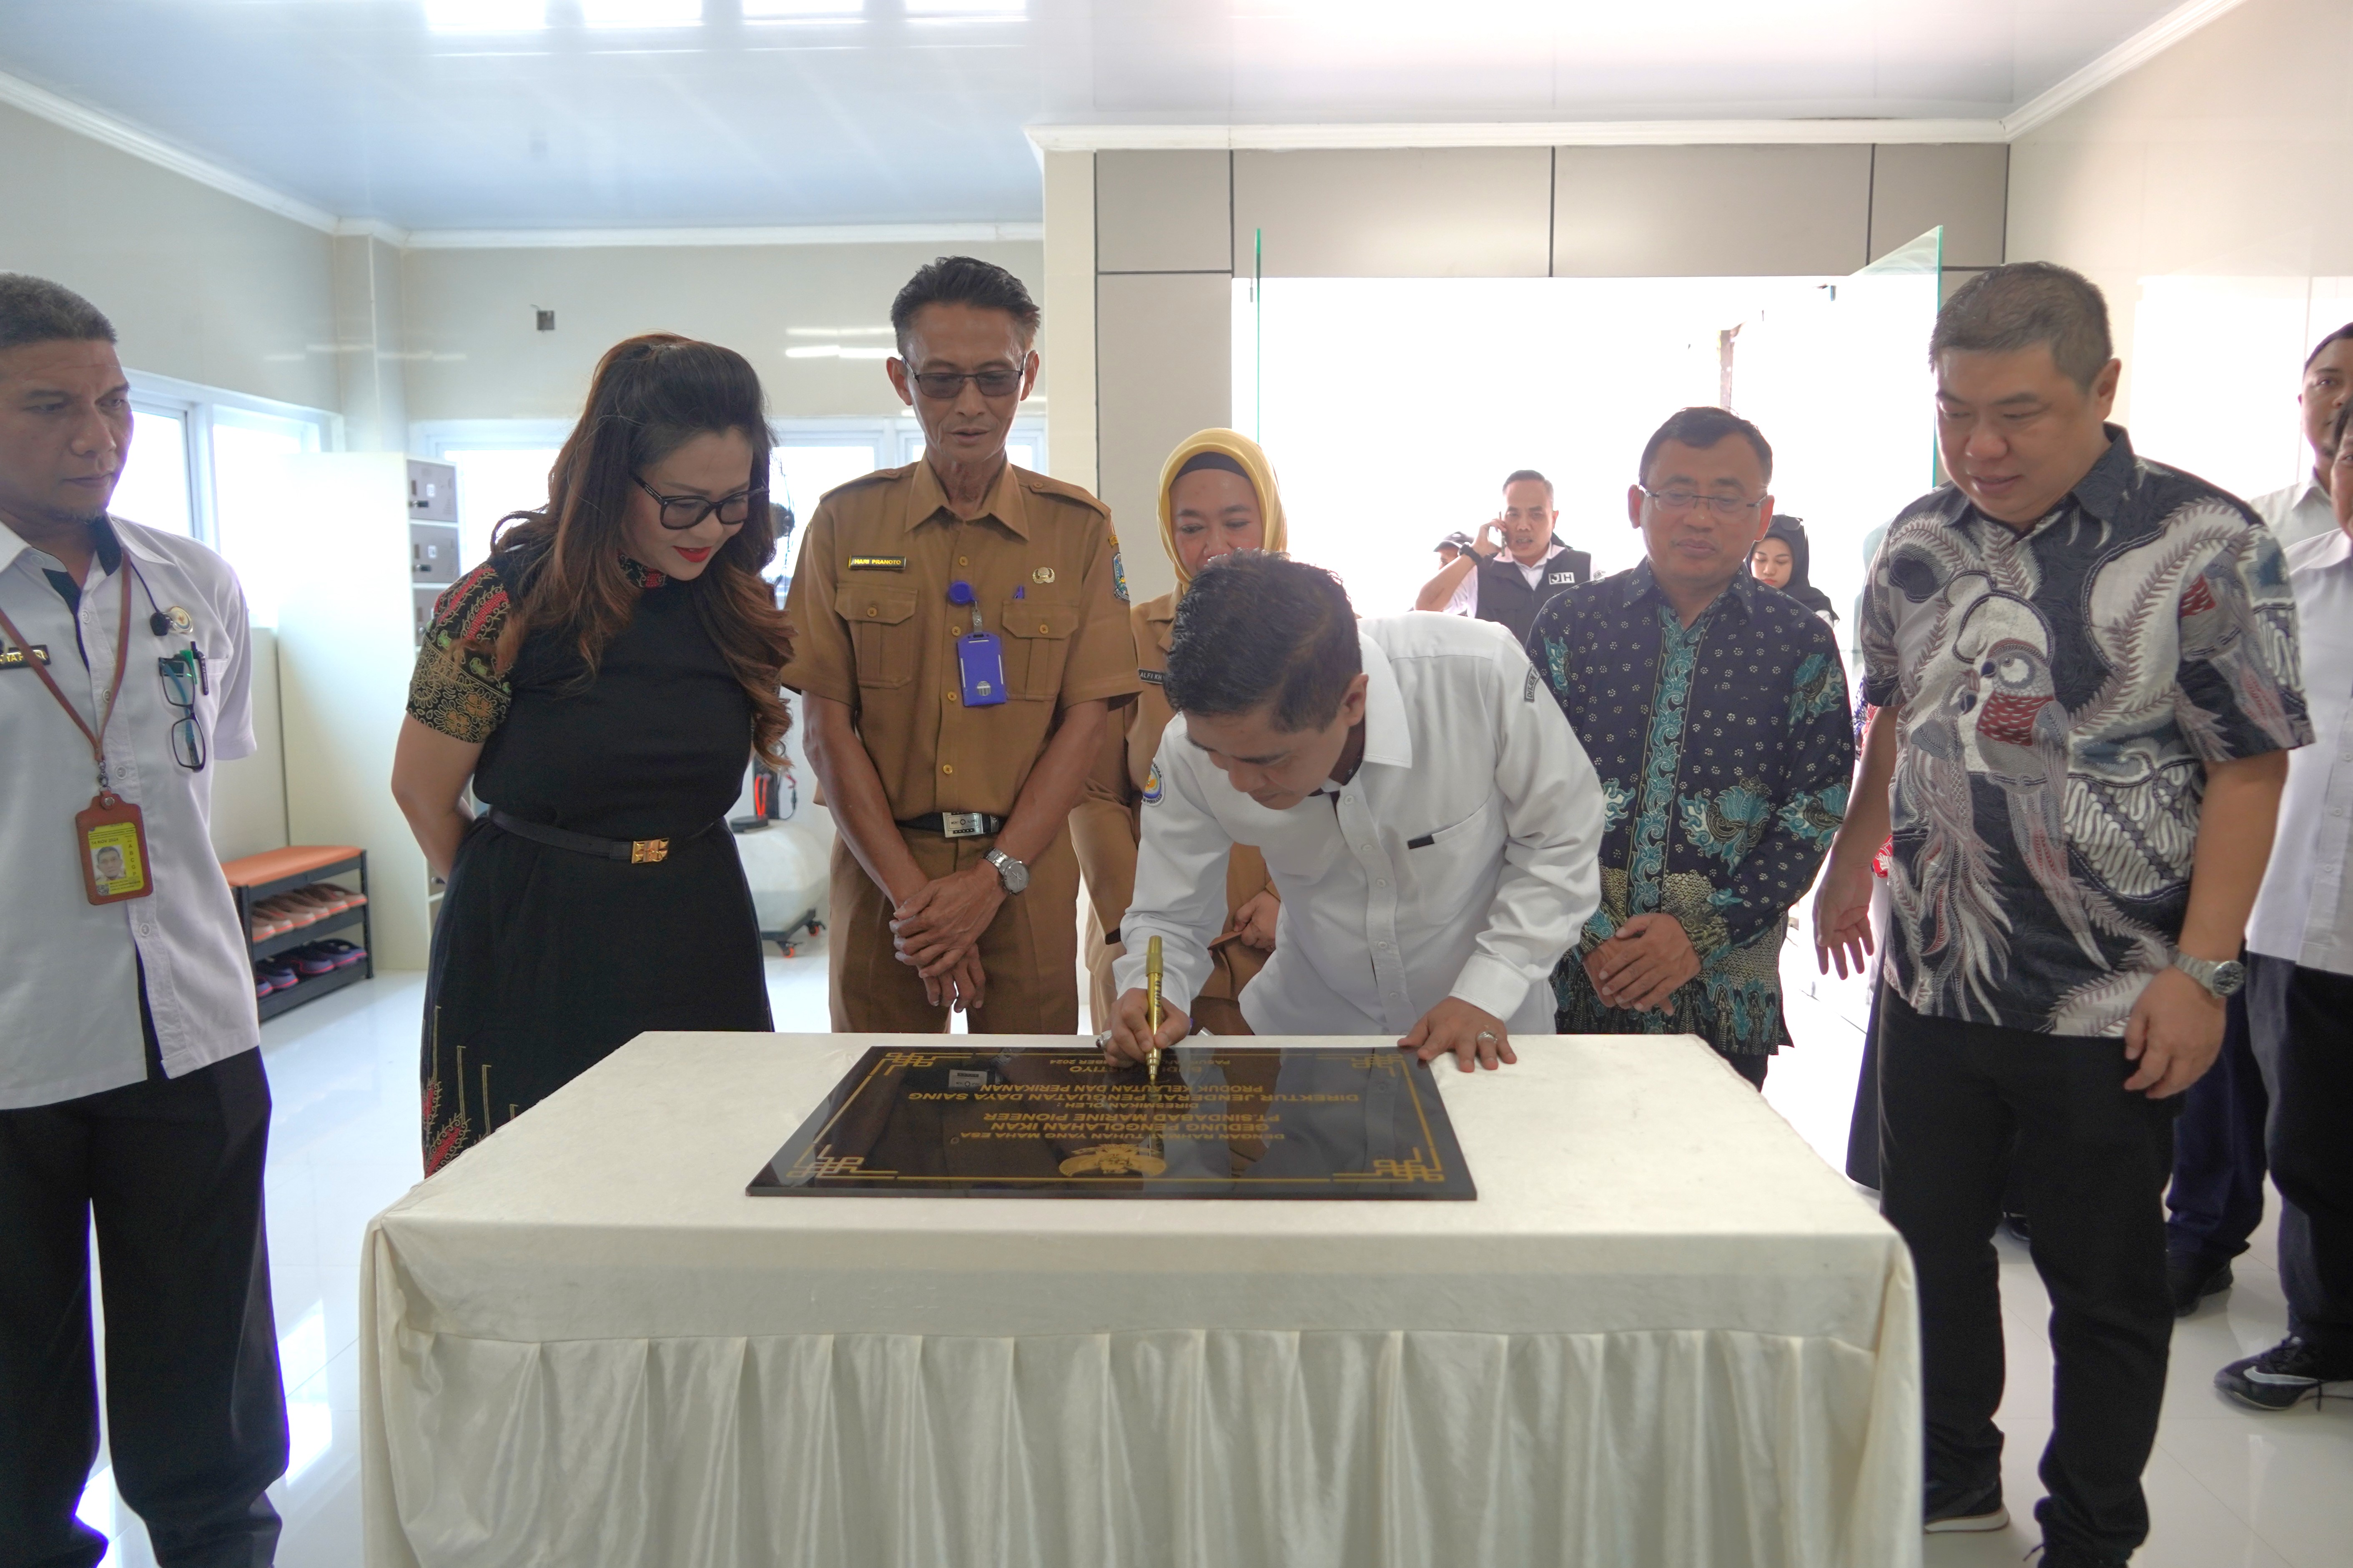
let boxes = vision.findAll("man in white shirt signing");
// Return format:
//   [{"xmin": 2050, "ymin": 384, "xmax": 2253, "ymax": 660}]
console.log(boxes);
[{"xmin": 1103, "ymin": 552, "xmax": 1605, "ymax": 1072}]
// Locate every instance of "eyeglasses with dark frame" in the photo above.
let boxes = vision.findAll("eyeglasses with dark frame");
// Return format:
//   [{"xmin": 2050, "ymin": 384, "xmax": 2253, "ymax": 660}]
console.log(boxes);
[
  {"xmin": 1639, "ymin": 486, "xmax": 1767, "ymax": 520},
  {"xmin": 157, "ymin": 652, "xmax": 207, "ymax": 771},
  {"xmin": 902, "ymin": 364, "xmax": 1026, "ymax": 401},
  {"xmin": 632, "ymin": 474, "xmax": 755, "ymax": 531}
]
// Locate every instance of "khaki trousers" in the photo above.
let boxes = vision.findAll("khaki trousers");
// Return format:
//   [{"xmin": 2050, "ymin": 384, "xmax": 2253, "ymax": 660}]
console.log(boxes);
[{"xmin": 829, "ymin": 826, "xmax": 1080, "ymax": 1034}]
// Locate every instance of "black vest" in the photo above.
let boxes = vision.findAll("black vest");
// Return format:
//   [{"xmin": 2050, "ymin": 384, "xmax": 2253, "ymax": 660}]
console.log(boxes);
[{"xmin": 1475, "ymin": 544, "xmax": 1592, "ymax": 643}]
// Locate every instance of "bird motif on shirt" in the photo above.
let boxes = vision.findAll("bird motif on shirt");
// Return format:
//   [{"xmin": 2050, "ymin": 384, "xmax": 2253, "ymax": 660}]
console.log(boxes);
[
  {"xmin": 1964, "ymin": 631, "xmax": 2104, "ymax": 965},
  {"xmin": 2176, "ymin": 554, "xmax": 2298, "ymax": 746}
]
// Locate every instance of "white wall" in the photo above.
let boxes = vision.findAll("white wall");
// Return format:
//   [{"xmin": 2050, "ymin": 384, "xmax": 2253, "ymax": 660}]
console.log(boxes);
[
  {"xmin": 400, "ymin": 239, "xmax": 1046, "ymax": 424},
  {"xmin": 2008, "ymin": 0, "xmax": 2353, "ymax": 496},
  {"xmin": 0, "ymin": 101, "xmax": 340, "ymax": 412}
]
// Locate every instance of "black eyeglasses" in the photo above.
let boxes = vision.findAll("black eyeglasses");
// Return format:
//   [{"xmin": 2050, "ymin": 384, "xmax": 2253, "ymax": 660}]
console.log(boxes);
[
  {"xmin": 904, "ymin": 365, "xmax": 1025, "ymax": 400},
  {"xmin": 1639, "ymin": 486, "xmax": 1766, "ymax": 520},
  {"xmin": 157, "ymin": 651, "xmax": 207, "ymax": 771},
  {"xmin": 633, "ymin": 474, "xmax": 754, "ymax": 531}
]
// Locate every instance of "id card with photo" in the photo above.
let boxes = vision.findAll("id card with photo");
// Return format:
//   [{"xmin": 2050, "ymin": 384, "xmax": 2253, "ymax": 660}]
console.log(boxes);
[{"xmin": 77, "ymin": 795, "xmax": 153, "ymax": 904}]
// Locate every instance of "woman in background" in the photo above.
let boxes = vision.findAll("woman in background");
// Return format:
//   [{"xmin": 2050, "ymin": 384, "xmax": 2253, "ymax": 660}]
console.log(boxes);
[
  {"xmin": 1071, "ymin": 429, "xmax": 1287, "ymax": 1034},
  {"xmin": 1748, "ymin": 513, "xmax": 1839, "ymax": 624},
  {"xmin": 391, "ymin": 334, "xmax": 793, "ymax": 1172}
]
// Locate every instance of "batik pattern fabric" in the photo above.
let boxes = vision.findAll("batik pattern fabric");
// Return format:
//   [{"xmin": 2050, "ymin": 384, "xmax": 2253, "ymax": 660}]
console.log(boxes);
[
  {"xmin": 406, "ymin": 552, "xmax": 668, "ymax": 744},
  {"xmin": 1530, "ymin": 566, "xmax": 1856, "ymax": 1055},
  {"xmin": 1860, "ymin": 427, "xmax": 2311, "ymax": 1036},
  {"xmin": 408, "ymin": 559, "xmax": 515, "ymax": 744}
]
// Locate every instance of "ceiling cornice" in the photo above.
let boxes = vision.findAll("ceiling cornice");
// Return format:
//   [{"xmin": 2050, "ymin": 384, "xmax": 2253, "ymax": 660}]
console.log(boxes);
[
  {"xmin": 0, "ymin": 65, "xmax": 338, "ymax": 233},
  {"xmin": 401, "ymin": 222, "xmax": 1043, "ymax": 250},
  {"xmin": 1026, "ymin": 119, "xmax": 2007, "ymax": 153},
  {"xmin": 2000, "ymin": 0, "xmax": 2251, "ymax": 138}
]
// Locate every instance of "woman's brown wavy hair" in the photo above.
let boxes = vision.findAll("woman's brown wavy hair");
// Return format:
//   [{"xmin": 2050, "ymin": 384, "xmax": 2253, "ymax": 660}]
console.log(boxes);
[{"xmin": 484, "ymin": 333, "xmax": 795, "ymax": 764}]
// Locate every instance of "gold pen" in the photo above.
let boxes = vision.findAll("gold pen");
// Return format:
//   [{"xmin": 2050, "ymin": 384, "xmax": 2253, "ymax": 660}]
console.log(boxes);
[{"xmin": 1146, "ymin": 934, "xmax": 1164, "ymax": 1085}]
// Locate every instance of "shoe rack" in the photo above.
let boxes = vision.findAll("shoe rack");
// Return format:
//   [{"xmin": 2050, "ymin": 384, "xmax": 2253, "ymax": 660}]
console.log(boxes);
[{"xmin": 223, "ymin": 844, "xmax": 375, "ymax": 1021}]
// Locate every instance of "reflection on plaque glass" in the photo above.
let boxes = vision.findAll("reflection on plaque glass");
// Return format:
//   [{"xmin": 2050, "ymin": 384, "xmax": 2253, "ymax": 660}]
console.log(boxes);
[{"xmin": 747, "ymin": 1045, "xmax": 1475, "ymax": 1200}]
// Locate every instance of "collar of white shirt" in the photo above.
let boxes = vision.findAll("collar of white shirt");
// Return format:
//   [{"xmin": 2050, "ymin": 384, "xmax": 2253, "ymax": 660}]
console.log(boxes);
[
  {"xmin": 0, "ymin": 512, "xmax": 180, "ymax": 579},
  {"xmin": 2286, "ymin": 522, "xmax": 2352, "ymax": 573},
  {"xmin": 1316, "ymin": 634, "xmax": 1415, "ymax": 794}
]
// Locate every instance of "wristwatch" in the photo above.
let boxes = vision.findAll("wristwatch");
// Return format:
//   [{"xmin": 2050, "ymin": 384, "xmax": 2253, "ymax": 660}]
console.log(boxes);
[
  {"xmin": 983, "ymin": 847, "xmax": 1031, "ymax": 894},
  {"xmin": 2171, "ymin": 952, "xmax": 2247, "ymax": 998}
]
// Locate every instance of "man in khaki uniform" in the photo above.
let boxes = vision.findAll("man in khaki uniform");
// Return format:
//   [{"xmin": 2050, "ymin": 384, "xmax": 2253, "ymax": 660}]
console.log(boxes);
[{"xmin": 783, "ymin": 257, "xmax": 1137, "ymax": 1032}]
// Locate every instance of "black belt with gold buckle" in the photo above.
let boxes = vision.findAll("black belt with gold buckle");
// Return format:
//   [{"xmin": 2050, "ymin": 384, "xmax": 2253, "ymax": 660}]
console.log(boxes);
[
  {"xmin": 898, "ymin": 812, "xmax": 1004, "ymax": 840},
  {"xmin": 486, "ymin": 808, "xmax": 715, "ymax": 864}
]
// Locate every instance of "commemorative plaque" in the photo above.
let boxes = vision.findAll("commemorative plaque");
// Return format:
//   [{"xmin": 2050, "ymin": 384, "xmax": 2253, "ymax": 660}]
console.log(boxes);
[{"xmin": 747, "ymin": 1044, "xmax": 1475, "ymax": 1200}]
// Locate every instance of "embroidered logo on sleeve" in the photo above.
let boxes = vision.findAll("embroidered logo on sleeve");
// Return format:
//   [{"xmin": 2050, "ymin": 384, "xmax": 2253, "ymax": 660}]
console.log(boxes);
[
  {"xmin": 1109, "ymin": 532, "xmax": 1129, "ymax": 604},
  {"xmin": 1523, "ymin": 667, "xmax": 1538, "ymax": 702},
  {"xmin": 1142, "ymin": 762, "xmax": 1164, "ymax": 804}
]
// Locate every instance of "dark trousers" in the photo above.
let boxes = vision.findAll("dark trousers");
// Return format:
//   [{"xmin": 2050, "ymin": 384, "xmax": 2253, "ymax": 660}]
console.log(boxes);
[
  {"xmin": 0, "ymin": 1048, "xmax": 286, "ymax": 1568},
  {"xmin": 2164, "ymin": 989, "xmax": 2266, "ymax": 1269},
  {"xmin": 2246, "ymin": 954, "xmax": 2353, "ymax": 1360},
  {"xmin": 1878, "ymin": 991, "xmax": 2178, "ymax": 1558}
]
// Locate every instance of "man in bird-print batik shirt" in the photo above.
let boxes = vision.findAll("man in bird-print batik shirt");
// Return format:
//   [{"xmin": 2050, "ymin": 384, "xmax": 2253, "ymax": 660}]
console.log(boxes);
[
  {"xmin": 1528, "ymin": 405, "xmax": 1855, "ymax": 1088},
  {"xmin": 1814, "ymin": 263, "xmax": 2307, "ymax": 1568}
]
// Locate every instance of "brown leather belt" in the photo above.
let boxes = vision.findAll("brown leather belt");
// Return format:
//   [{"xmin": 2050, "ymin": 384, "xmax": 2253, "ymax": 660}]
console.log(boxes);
[{"xmin": 487, "ymin": 808, "xmax": 715, "ymax": 864}]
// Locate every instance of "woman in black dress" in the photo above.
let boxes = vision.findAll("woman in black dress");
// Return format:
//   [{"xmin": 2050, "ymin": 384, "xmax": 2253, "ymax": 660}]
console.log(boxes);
[{"xmin": 391, "ymin": 334, "xmax": 793, "ymax": 1173}]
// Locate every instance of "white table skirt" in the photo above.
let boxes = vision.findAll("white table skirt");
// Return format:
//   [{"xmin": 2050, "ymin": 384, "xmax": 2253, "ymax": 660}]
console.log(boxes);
[{"xmin": 360, "ymin": 1034, "xmax": 1920, "ymax": 1568}]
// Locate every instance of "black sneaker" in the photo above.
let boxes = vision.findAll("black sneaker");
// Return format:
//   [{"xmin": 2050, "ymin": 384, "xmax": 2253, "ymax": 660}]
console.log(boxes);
[
  {"xmin": 1924, "ymin": 1480, "xmax": 2007, "ymax": 1533},
  {"xmin": 2167, "ymin": 1255, "xmax": 2233, "ymax": 1318},
  {"xmin": 2215, "ymin": 1335, "xmax": 2353, "ymax": 1410}
]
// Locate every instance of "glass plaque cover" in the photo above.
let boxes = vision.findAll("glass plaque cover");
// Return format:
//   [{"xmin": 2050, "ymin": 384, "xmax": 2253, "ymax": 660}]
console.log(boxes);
[{"xmin": 748, "ymin": 1045, "xmax": 1475, "ymax": 1200}]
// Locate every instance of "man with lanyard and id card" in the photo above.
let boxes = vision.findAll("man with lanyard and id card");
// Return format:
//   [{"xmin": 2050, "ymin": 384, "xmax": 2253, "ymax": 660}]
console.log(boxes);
[{"xmin": 0, "ymin": 275, "xmax": 287, "ymax": 1566}]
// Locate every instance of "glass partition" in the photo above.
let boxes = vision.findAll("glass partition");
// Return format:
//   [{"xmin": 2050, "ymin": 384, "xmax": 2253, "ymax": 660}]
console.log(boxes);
[{"xmin": 1234, "ymin": 245, "xmax": 1942, "ymax": 655}]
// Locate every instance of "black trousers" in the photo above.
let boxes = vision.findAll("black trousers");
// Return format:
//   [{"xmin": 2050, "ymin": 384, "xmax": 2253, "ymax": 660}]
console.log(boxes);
[
  {"xmin": 0, "ymin": 1047, "xmax": 286, "ymax": 1568},
  {"xmin": 2246, "ymin": 954, "xmax": 2353, "ymax": 1360},
  {"xmin": 1878, "ymin": 991, "xmax": 2177, "ymax": 1558},
  {"xmin": 2164, "ymin": 988, "xmax": 2266, "ymax": 1270}
]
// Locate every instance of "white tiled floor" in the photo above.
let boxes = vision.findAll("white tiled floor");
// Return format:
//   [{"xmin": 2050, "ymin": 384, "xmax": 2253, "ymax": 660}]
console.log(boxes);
[{"xmin": 70, "ymin": 934, "xmax": 2353, "ymax": 1565}]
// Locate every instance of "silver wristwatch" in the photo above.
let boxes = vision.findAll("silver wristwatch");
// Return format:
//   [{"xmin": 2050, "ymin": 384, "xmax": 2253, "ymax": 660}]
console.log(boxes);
[
  {"xmin": 984, "ymin": 847, "xmax": 1030, "ymax": 894},
  {"xmin": 2171, "ymin": 952, "xmax": 2247, "ymax": 998}
]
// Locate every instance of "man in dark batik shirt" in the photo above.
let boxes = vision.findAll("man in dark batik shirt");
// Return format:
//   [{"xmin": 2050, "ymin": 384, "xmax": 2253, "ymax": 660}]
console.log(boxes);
[
  {"xmin": 1529, "ymin": 406, "xmax": 1854, "ymax": 1087},
  {"xmin": 1815, "ymin": 263, "xmax": 2305, "ymax": 1566}
]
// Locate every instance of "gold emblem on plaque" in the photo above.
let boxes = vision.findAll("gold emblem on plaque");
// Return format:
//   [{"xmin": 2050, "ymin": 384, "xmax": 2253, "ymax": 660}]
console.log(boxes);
[{"xmin": 1058, "ymin": 1142, "xmax": 1168, "ymax": 1177}]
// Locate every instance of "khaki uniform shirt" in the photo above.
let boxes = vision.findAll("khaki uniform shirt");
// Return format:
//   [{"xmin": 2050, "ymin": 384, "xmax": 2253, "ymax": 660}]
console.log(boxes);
[{"xmin": 781, "ymin": 459, "xmax": 1139, "ymax": 819}]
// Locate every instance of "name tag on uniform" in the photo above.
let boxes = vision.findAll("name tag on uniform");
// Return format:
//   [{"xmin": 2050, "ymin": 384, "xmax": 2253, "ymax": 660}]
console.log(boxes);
[
  {"xmin": 1548, "ymin": 571, "xmax": 1577, "ymax": 586},
  {"xmin": 848, "ymin": 556, "xmax": 906, "ymax": 571},
  {"xmin": 1138, "ymin": 668, "xmax": 1164, "ymax": 685},
  {"xmin": 0, "ymin": 644, "xmax": 50, "ymax": 669},
  {"xmin": 958, "ymin": 631, "xmax": 1007, "ymax": 706}
]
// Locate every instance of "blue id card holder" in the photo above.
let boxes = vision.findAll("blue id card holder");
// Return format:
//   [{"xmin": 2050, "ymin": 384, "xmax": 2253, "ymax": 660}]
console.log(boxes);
[
  {"xmin": 948, "ymin": 579, "xmax": 1007, "ymax": 706},
  {"xmin": 958, "ymin": 631, "xmax": 1006, "ymax": 706}
]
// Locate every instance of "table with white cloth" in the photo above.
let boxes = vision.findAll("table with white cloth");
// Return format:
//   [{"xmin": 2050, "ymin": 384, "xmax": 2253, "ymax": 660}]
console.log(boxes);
[{"xmin": 359, "ymin": 1033, "xmax": 1920, "ymax": 1568}]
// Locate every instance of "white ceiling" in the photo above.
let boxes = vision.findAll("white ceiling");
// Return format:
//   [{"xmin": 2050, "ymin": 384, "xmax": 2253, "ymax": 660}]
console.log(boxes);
[{"xmin": 0, "ymin": 0, "xmax": 2200, "ymax": 232}]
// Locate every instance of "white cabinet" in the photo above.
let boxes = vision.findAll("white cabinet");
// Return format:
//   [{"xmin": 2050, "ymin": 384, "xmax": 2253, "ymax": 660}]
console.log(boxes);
[{"xmin": 266, "ymin": 453, "xmax": 442, "ymax": 971}]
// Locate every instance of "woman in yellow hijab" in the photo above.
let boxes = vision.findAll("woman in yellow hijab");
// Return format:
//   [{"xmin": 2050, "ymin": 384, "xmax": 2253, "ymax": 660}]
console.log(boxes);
[{"xmin": 1071, "ymin": 429, "xmax": 1288, "ymax": 1034}]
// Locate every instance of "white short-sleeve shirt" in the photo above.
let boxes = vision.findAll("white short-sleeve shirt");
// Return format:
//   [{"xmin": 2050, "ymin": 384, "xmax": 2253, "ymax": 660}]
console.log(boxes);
[{"xmin": 0, "ymin": 516, "xmax": 258, "ymax": 1108}]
